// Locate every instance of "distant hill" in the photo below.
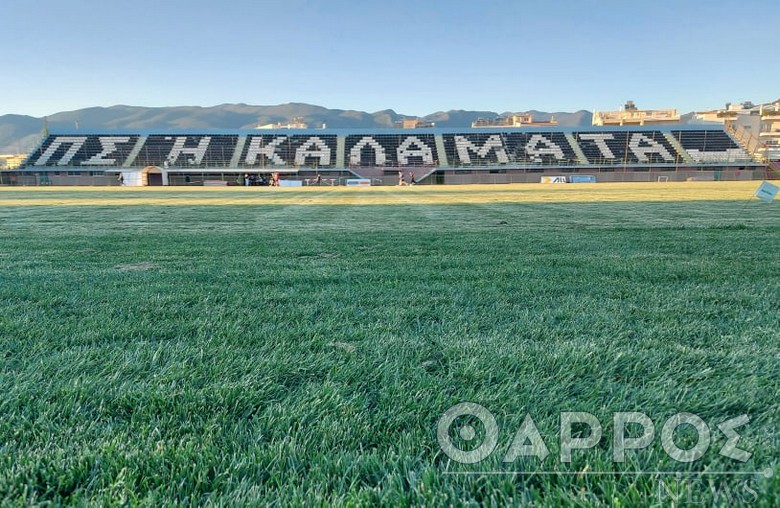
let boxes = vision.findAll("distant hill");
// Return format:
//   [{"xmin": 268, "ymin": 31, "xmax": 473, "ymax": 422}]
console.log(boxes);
[
  {"xmin": 0, "ymin": 115, "xmax": 48, "ymax": 155},
  {"xmin": 0, "ymin": 103, "xmax": 597, "ymax": 153}
]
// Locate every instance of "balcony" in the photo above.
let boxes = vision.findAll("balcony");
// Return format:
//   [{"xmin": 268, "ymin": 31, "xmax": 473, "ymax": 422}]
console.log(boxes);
[{"xmin": 593, "ymin": 109, "xmax": 680, "ymax": 126}]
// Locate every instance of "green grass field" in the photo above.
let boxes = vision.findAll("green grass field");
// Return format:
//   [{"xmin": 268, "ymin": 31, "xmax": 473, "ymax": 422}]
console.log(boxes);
[{"xmin": 0, "ymin": 185, "xmax": 778, "ymax": 506}]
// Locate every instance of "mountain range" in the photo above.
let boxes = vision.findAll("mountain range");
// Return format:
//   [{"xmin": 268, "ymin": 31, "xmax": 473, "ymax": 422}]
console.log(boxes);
[{"xmin": 2, "ymin": 103, "xmax": 591, "ymax": 153}]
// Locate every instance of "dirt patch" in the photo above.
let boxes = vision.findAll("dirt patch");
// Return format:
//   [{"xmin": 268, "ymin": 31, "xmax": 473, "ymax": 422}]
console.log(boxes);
[
  {"xmin": 114, "ymin": 262, "xmax": 157, "ymax": 272},
  {"xmin": 329, "ymin": 341, "xmax": 356, "ymax": 353},
  {"xmin": 296, "ymin": 252, "xmax": 340, "ymax": 260}
]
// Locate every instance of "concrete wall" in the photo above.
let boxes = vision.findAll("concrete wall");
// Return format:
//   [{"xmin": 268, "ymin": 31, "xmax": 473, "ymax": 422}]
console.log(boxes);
[
  {"xmin": 442, "ymin": 169, "xmax": 766, "ymax": 185},
  {"xmin": 1, "ymin": 168, "xmax": 769, "ymax": 186},
  {"xmin": 0, "ymin": 173, "xmax": 117, "ymax": 186}
]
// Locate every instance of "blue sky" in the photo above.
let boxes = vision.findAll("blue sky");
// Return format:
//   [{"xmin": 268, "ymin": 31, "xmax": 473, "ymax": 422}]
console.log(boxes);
[{"xmin": 2, "ymin": 0, "xmax": 778, "ymax": 117}]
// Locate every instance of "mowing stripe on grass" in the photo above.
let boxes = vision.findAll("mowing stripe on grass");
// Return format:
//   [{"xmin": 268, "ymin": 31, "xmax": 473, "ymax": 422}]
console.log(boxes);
[{"xmin": 0, "ymin": 181, "xmax": 769, "ymax": 206}]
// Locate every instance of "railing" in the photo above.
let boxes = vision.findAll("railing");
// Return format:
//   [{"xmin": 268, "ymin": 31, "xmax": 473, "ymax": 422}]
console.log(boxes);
[
  {"xmin": 724, "ymin": 122, "xmax": 768, "ymax": 163},
  {"xmin": 724, "ymin": 122, "xmax": 780, "ymax": 179},
  {"xmin": 768, "ymin": 160, "xmax": 780, "ymax": 179}
]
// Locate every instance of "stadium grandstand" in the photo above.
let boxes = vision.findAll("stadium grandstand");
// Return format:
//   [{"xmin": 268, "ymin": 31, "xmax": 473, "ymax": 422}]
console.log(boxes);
[{"xmin": 2, "ymin": 125, "xmax": 772, "ymax": 186}]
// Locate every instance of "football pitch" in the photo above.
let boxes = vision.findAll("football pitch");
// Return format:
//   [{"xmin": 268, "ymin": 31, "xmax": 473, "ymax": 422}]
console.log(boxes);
[{"xmin": 0, "ymin": 183, "xmax": 778, "ymax": 505}]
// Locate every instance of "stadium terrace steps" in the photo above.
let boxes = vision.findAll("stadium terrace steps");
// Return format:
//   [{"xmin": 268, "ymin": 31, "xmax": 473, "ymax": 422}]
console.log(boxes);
[
  {"xmin": 663, "ymin": 132, "xmax": 693, "ymax": 163},
  {"xmin": 21, "ymin": 127, "xmax": 763, "ymax": 175},
  {"xmin": 434, "ymin": 136, "xmax": 449, "ymax": 167},
  {"xmin": 230, "ymin": 136, "xmax": 247, "ymax": 168},
  {"xmin": 123, "ymin": 135, "xmax": 147, "ymax": 167},
  {"xmin": 565, "ymin": 133, "xmax": 589, "ymax": 165}
]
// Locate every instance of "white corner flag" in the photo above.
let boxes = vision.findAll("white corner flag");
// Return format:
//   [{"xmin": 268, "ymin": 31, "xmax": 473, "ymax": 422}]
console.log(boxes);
[{"xmin": 754, "ymin": 181, "xmax": 779, "ymax": 203}]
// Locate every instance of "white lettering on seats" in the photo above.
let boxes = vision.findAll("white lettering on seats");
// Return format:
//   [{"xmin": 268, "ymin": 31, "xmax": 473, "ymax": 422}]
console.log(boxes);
[
  {"xmin": 83, "ymin": 136, "xmax": 132, "ymax": 165},
  {"xmin": 525, "ymin": 134, "xmax": 565, "ymax": 161},
  {"xmin": 34, "ymin": 136, "xmax": 87, "ymax": 166},
  {"xmin": 578, "ymin": 133, "xmax": 616, "ymax": 159},
  {"xmin": 294, "ymin": 136, "xmax": 331, "ymax": 166},
  {"xmin": 628, "ymin": 133, "xmax": 675, "ymax": 162},
  {"xmin": 349, "ymin": 136, "xmax": 387, "ymax": 166},
  {"xmin": 166, "ymin": 137, "xmax": 211, "ymax": 165},
  {"xmin": 397, "ymin": 136, "xmax": 434, "ymax": 165},
  {"xmin": 244, "ymin": 136, "xmax": 287, "ymax": 165},
  {"xmin": 454, "ymin": 134, "xmax": 509, "ymax": 164}
]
